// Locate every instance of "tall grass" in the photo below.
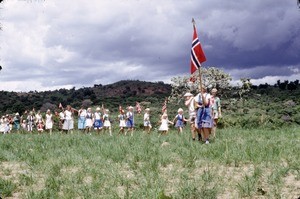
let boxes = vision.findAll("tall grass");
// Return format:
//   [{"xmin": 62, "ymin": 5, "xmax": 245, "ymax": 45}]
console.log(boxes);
[{"xmin": 0, "ymin": 126, "xmax": 299, "ymax": 198}]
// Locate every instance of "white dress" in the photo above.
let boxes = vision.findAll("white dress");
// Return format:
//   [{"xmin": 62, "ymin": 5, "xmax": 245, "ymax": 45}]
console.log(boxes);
[
  {"xmin": 144, "ymin": 113, "xmax": 151, "ymax": 127},
  {"xmin": 119, "ymin": 114, "xmax": 126, "ymax": 127},
  {"xmin": 159, "ymin": 118, "xmax": 169, "ymax": 131},
  {"xmin": 45, "ymin": 114, "xmax": 53, "ymax": 129},
  {"xmin": 103, "ymin": 114, "xmax": 111, "ymax": 127},
  {"xmin": 85, "ymin": 112, "xmax": 93, "ymax": 127},
  {"xmin": 63, "ymin": 110, "xmax": 74, "ymax": 130}
]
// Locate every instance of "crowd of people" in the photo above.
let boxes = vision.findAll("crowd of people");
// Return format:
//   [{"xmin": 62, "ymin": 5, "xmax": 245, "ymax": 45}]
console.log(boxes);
[{"xmin": 0, "ymin": 87, "xmax": 221, "ymax": 143}]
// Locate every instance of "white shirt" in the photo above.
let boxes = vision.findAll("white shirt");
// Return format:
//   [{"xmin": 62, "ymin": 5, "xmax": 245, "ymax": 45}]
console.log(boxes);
[{"xmin": 194, "ymin": 92, "xmax": 211, "ymax": 107}]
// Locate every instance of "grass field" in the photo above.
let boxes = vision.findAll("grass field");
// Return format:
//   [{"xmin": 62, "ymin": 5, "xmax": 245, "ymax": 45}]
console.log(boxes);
[{"xmin": 0, "ymin": 126, "xmax": 299, "ymax": 199}]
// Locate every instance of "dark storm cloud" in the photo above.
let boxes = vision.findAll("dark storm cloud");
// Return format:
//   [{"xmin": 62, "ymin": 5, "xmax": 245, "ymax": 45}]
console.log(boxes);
[{"xmin": 0, "ymin": 0, "xmax": 299, "ymax": 91}]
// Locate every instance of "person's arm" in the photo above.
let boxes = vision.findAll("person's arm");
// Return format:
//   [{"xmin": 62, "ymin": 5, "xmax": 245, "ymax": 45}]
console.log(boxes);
[
  {"xmin": 202, "ymin": 94, "xmax": 209, "ymax": 106},
  {"xmin": 218, "ymin": 99, "xmax": 222, "ymax": 117},
  {"xmin": 172, "ymin": 115, "xmax": 177, "ymax": 124}
]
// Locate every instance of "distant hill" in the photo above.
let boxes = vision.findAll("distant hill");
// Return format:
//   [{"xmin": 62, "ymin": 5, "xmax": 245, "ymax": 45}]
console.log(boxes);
[{"xmin": 0, "ymin": 80, "xmax": 172, "ymax": 114}]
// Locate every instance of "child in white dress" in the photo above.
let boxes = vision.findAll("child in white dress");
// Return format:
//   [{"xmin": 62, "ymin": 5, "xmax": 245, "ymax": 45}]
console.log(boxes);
[
  {"xmin": 159, "ymin": 112, "xmax": 173, "ymax": 135},
  {"xmin": 118, "ymin": 109, "xmax": 126, "ymax": 135},
  {"xmin": 103, "ymin": 109, "xmax": 112, "ymax": 136},
  {"xmin": 85, "ymin": 107, "xmax": 94, "ymax": 134},
  {"xmin": 143, "ymin": 108, "xmax": 152, "ymax": 133},
  {"xmin": 45, "ymin": 109, "xmax": 53, "ymax": 135}
]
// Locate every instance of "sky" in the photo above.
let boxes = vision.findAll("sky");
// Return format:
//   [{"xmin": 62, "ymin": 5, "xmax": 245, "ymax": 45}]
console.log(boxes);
[{"xmin": 0, "ymin": 0, "xmax": 299, "ymax": 92}]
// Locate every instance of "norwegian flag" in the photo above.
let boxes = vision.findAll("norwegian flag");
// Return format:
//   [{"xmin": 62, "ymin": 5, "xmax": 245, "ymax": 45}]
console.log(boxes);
[
  {"xmin": 58, "ymin": 103, "xmax": 63, "ymax": 109},
  {"xmin": 190, "ymin": 19, "xmax": 206, "ymax": 74}
]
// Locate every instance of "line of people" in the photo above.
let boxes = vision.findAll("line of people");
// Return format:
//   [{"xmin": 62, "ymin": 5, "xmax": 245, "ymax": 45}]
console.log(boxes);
[{"xmin": 1, "ymin": 87, "xmax": 221, "ymax": 142}]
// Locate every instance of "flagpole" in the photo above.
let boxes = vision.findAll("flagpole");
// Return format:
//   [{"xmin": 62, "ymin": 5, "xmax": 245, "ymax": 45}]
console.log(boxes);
[{"xmin": 192, "ymin": 18, "xmax": 205, "ymax": 105}]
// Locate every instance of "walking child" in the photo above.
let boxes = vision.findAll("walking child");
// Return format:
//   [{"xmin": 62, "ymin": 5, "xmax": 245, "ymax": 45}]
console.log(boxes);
[
  {"xmin": 93, "ymin": 107, "xmax": 103, "ymax": 134},
  {"xmin": 103, "ymin": 109, "xmax": 112, "ymax": 136},
  {"xmin": 125, "ymin": 106, "xmax": 134, "ymax": 136},
  {"xmin": 143, "ymin": 108, "xmax": 152, "ymax": 133},
  {"xmin": 173, "ymin": 108, "xmax": 188, "ymax": 133},
  {"xmin": 85, "ymin": 107, "xmax": 94, "ymax": 134},
  {"xmin": 158, "ymin": 111, "xmax": 173, "ymax": 135},
  {"xmin": 118, "ymin": 109, "xmax": 126, "ymax": 135}
]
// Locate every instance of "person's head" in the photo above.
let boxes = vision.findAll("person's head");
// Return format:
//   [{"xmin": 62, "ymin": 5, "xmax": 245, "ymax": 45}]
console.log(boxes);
[
  {"xmin": 178, "ymin": 108, "xmax": 183, "ymax": 114},
  {"xmin": 162, "ymin": 113, "xmax": 168, "ymax": 119},
  {"xmin": 128, "ymin": 106, "xmax": 133, "ymax": 111},
  {"xmin": 184, "ymin": 92, "xmax": 193, "ymax": 99},
  {"xmin": 211, "ymin": 88, "xmax": 218, "ymax": 95},
  {"xmin": 87, "ymin": 107, "xmax": 92, "ymax": 112},
  {"xmin": 145, "ymin": 108, "xmax": 150, "ymax": 113},
  {"xmin": 200, "ymin": 85, "xmax": 207, "ymax": 93},
  {"xmin": 46, "ymin": 109, "xmax": 51, "ymax": 114},
  {"xmin": 96, "ymin": 107, "xmax": 101, "ymax": 112}
]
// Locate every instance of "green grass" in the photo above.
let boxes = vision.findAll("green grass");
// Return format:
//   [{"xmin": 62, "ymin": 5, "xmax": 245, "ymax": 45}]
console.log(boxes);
[{"xmin": 0, "ymin": 126, "xmax": 299, "ymax": 198}]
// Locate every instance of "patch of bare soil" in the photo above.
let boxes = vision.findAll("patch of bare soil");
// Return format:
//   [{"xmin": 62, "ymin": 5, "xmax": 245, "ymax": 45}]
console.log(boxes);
[{"xmin": 0, "ymin": 161, "xmax": 45, "ymax": 199}]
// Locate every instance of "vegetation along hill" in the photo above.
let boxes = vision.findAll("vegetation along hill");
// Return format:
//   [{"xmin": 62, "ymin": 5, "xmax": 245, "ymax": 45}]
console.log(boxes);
[{"xmin": 0, "ymin": 79, "xmax": 300, "ymax": 129}]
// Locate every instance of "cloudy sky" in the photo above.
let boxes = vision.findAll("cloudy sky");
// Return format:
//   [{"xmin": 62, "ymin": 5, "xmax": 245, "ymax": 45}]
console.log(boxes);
[{"xmin": 0, "ymin": 0, "xmax": 299, "ymax": 92}]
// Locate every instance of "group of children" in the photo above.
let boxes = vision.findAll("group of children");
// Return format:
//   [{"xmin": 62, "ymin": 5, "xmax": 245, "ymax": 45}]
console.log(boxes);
[
  {"xmin": 77, "ymin": 106, "xmax": 135, "ymax": 136},
  {"xmin": 1, "ymin": 87, "xmax": 221, "ymax": 142},
  {"xmin": 0, "ymin": 109, "xmax": 54, "ymax": 134}
]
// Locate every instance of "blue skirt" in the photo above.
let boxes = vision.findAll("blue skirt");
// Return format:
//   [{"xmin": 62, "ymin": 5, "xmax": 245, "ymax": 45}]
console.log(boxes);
[
  {"xmin": 94, "ymin": 119, "xmax": 103, "ymax": 128},
  {"xmin": 175, "ymin": 120, "xmax": 184, "ymax": 128},
  {"xmin": 197, "ymin": 107, "xmax": 213, "ymax": 128},
  {"xmin": 126, "ymin": 119, "xmax": 134, "ymax": 128},
  {"xmin": 78, "ymin": 116, "xmax": 86, "ymax": 130}
]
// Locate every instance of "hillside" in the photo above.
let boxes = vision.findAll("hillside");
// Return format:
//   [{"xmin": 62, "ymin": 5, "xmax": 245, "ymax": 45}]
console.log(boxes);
[
  {"xmin": 0, "ymin": 80, "xmax": 171, "ymax": 114},
  {"xmin": 1, "ymin": 79, "xmax": 300, "ymax": 129}
]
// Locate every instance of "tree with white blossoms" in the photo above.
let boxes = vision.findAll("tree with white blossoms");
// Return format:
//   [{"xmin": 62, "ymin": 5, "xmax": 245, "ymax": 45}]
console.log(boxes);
[{"xmin": 169, "ymin": 67, "xmax": 232, "ymax": 103}]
